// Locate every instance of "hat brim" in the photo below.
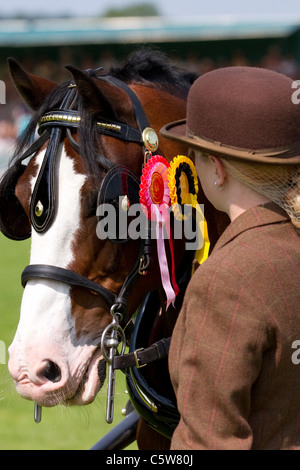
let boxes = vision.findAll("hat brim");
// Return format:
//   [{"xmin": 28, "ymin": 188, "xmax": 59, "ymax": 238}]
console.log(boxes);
[{"xmin": 160, "ymin": 119, "xmax": 300, "ymax": 165}]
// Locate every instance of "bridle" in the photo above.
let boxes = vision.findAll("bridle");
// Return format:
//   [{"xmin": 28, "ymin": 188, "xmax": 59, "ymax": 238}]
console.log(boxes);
[
  {"xmin": 18, "ymin": 71, "xmax": 165, "ymax": 422},
  {"xmin": 21, "ymin": 75, "xmax": 155, "ymax": 309}
]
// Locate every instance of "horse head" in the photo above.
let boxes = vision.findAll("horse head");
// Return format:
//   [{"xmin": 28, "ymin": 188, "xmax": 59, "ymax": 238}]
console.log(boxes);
[{"xmin": 2, "ymin": 51, "xmax": 224, "ymax": 410}]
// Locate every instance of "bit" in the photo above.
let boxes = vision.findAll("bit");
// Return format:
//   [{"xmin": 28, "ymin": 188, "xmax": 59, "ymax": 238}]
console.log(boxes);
[{"xmin": 34, "ymin": 403, "xmax": 42, "ymax": 423}]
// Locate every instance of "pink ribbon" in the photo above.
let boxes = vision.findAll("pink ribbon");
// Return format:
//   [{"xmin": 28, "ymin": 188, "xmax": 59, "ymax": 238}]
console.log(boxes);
[{"xmin": 153, "ymin": 204, "xmax": 178, "ymax": 309}]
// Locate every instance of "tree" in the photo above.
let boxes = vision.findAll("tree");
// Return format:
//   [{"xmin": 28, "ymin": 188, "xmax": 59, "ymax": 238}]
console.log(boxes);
[{"xmin": 102, "ymin": 3, "xmax": 160, "ymax": 17}]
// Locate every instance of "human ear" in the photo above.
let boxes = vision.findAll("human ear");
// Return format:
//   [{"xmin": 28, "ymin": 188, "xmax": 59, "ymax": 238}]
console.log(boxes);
[{"xmin": 208, "ymin": 155, "xmax": 227, "ymax": 186}]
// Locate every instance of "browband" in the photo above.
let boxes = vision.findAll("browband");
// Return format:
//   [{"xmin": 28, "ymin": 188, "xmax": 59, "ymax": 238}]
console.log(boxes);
[{"xmin": 38, "ymin": 110, "xmax": 144, "ymax": 145}]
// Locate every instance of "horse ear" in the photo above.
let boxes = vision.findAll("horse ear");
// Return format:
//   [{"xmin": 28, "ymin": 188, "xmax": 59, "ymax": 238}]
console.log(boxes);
[
  {"xmin": 8, "ymin": 57, "xmax": 57, "ymax": 110},
  {"xmin": 65, "ymin": 65, "xmax": 135, "ymax": 124}
]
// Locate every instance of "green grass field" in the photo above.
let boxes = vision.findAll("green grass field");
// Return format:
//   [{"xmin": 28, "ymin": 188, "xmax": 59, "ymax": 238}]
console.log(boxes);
[{"xmin": 0, "ymin": 233, "xmax": 136, "ymax": 450}]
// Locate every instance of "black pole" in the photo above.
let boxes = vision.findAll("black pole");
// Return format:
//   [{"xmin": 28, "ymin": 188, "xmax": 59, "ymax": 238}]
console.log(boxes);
[{"xmin": 90, "ymin": 410, "xmax": 139, "ymax": 450}]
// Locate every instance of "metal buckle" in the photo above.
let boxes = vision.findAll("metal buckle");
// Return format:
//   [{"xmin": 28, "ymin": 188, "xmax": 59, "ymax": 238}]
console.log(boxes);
[
  {"xmin": 133, "ymin": 348, "xmax": 146, "ymax": 369},
  {"xmin": 138, "ymin": 255, "xmax": 149, "ymax": 275}
]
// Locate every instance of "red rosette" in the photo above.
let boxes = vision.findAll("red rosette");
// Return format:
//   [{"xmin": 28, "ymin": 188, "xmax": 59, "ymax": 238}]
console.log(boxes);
[{"xmin": 139, "ymin": 155, "xmax": 170, "ymax": 220}]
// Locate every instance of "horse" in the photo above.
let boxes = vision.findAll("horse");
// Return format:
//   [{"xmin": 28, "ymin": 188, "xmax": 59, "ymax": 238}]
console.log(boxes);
[{"xmin": 0, "ymin": 49, "xmax": 229, "ymax": 450}]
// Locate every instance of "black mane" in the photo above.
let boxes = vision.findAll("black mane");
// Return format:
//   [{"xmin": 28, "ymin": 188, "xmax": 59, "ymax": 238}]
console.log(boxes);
[
  {"xmin": 109, "ymin": 48, "xmax": 197, "ymax": 98},
  {"xmin": 9, "ymin": 49, "xmax": 196, "ymax": 177}
]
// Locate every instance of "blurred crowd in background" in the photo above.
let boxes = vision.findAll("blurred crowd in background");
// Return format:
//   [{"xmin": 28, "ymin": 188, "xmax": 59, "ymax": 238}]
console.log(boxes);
[{"xmin": 1, "ymin": 44, "xmax": 300, "ymax": 175}]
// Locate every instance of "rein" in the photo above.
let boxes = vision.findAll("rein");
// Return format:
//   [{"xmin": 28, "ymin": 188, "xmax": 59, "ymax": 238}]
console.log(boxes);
[{"xmin": 19, "ymin": 72, "xmax": 167, "ymax": 423}]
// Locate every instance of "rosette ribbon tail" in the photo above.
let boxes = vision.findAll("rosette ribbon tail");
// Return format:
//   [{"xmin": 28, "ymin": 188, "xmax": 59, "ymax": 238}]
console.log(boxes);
[
  {"xmin": 194, "ymin": 204, "xmax": 210, "ymax": 264},
  {"xmin": 154, "ymin": 205, "xmax": 178, "ymax": 309}
]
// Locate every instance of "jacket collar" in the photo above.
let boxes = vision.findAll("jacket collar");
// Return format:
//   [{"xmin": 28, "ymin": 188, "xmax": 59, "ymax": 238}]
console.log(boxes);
[{"xmin": 213, "ymin": 202, "xmax": 289, "ymax": 252}]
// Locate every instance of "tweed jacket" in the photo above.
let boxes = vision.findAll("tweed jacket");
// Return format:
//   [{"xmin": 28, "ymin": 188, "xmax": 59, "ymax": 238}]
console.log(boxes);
[{"xmin": 169, "ymin": 203, "xmax": 300, "ymax": 450}]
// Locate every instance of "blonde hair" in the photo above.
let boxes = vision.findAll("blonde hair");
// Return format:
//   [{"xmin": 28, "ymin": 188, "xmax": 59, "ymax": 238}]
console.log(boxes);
[{"xmin": 221, "ymin": 158, "xmax": 300, "ymax": 228}]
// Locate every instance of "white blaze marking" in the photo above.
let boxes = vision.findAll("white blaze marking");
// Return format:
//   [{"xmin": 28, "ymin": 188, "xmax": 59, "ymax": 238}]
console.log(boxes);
[
  {"xmin": 30, "ymin": 147, "xmax": 85, "ymax": 267},
  {"xmin": 9, "ymin": 146, "xmax": 87, "ymax": 380}
]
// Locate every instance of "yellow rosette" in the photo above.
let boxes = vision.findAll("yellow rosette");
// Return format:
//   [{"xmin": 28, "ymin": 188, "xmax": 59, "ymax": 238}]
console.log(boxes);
[{"xmin": 168, "ymin": 155, "xmax": 210, "ymax": 264}]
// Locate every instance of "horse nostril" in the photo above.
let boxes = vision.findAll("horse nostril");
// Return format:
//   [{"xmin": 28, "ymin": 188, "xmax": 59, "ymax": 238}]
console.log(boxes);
[{"xmin": 42, "ymin": 361, "xmax": 62, "ymax": 383}]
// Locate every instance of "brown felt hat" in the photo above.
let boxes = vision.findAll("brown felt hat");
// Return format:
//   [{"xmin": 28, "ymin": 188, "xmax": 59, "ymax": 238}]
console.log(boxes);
[{"xmin": 161, "ymin": 66, "xmax": 300, "ymax": 164}]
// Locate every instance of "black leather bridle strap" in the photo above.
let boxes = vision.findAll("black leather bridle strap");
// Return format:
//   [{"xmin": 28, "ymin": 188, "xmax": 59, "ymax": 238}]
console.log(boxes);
[
  {"xmin": 29, "ymin": 126, "xmax": 62, "ymax": 233},
  {"xmin": 21, "ymin": 264, "xmax": 117, "ymax": 307},
  {"xmin": 17, "ymin": 130, "xmax": 50, "ymax": 164},
  {"xmin": 29, "ymin": 86, "xmax": 78, "ymax": 234},
  {"xmin": 100, "ymin": 76, "xmax": 151, "ymax": 134},
  {"xmin": 112, "ymin": 337, "xmax": 171, "ymax": 370},
  {"xmin": 65, "ymin": 128, "xmax": 114, "ymax": 173}
]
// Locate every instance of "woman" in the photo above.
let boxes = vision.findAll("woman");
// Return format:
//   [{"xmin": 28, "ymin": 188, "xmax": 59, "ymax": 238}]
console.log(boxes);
[{"xmin": 160, "ymin": 66, "xmax": 300, "ymax": 449}]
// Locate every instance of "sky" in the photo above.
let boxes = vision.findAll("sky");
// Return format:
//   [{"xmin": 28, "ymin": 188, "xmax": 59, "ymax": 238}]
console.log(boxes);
[{"xmin": 1, "ymin": 0, "xmax": 300, "ymax": 18}]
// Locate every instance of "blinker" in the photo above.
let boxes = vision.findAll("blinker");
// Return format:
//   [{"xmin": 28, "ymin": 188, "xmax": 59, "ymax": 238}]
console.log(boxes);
[
  {"xmin": 97, "ymin": 166, "xmax": 140, "ymax": 243},
  {"xmin": 0, "ymin": 163, "xmax": 31, "ymax": 240}
]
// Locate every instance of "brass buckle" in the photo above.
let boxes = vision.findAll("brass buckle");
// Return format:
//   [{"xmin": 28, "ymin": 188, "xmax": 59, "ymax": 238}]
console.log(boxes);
[
  {"xmin": 134, "ymin": 348, "xmax": 146, "ymax": 368},
  {"xmin": 138, "ymin": 256, "xmax": 148, "ymax": 275}
]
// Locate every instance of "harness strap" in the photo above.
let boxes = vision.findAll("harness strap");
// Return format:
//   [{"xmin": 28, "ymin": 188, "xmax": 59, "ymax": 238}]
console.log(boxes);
[
  {"xmin": 18, "ymin": 131, "xmax": 50, "ymax": 163},
  {"xmin": 66, "ymin": 128, "xmax": 114, "ymax": 173},
  {"xmin": 30, "ymin": 126, "xmax": 62, "ymax": 233},
  {"xmin": 30, "ymin": 86, "xmax": 77, "ymax": 234},
  {"xmin": 21, "ymin": 264, "xmax": 117, "ymax": 307},
  {"xmin": 113, "ymin": 337, "xmax": 171, "ymax": 370},
  {"xmin": 101, "ymin": 76, "xmax": 150, "ymax": 133}
]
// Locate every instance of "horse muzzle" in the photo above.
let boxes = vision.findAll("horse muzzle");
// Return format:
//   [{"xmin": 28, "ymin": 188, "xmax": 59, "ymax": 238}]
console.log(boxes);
[{"xmin": 8, "ymin": 342, "xmax": 105, "ymax": 407}]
